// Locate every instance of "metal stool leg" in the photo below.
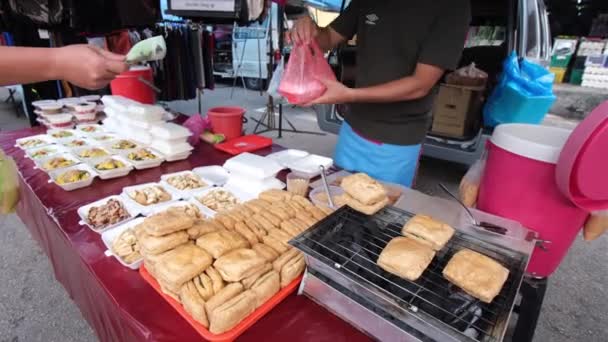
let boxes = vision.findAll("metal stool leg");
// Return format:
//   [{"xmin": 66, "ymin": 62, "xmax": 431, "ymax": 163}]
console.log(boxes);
[{"xmin": 512, "ymin": 277, "xmax": 548, "ymax": 342}]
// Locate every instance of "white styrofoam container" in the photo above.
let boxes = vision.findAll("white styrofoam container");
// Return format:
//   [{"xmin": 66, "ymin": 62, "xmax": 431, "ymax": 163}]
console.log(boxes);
[
  {"xmin": 192, "ymin": 165, "xmax": 230, "ymax": 186},
  {"xmin": 224, "ymin": 175, "xmax": 285, "ymax": 199},
  {"xmin": 189, "ymin": 187, "xmax": 247, "ymax": 216},
  {"xmin": 88, "ymin": 155, "xmax": 133, "ymax": 180},
  {"xmin": 47, "ymin": 129, "xmax": 79, "ymax": 141},
  {"xmin": 15, "ymin": 134, "xmax": 55, "ymax": 150},
  {"xmin": 72, "ymin": 146, "xmax": 112, "ymax": 162},
  {"xmin": 104, "ymin": 139, "xmax": 141, "ymax": 153},
  {"xmin": 25, "ymin": 145, "xmax": 67, "ymax": 160},
  {"xmin": 35, "ymin": 152, "xmax": 80, "ymax": 172},
  {"xmin": 103, "ymin": 107, "xmax": 121, "ymax": 118},
  {"xmin": 121, "ymin": 182, "xmax": 181, "ymax": 215},
  {"xmin": 78, "ymin": 195, "xmax": 140, "ymax": 233},
  {"xmin": 127, "ymin": 104, "xmax": 166, "ymax": 122},
  {"xmin": 101, "ymin": 217, "xmax": 144, "ymax": 270},
  {"xmin": 48, "ymin": 164, "xmax": 98, "ymax": 191},
  {"xmin": 266, "ymin": 149, "xmax": 309, "ymax": 167},
  {"xmin": 60, "ymin": 137, "xmax": 92, "ymax": 148},
  {"xmin": 223, "ymin": 152, "xmax": 283, "ymax": 180},
  {"xmin": 89, "ymin": 132, "xmax": 118, "ymax": 143},
  {"xmin": 160, "ymin": 170, "xmax": 213, "ymax": 198},
  {"xmin": 77, "ymin": 124, "xmax": 104, "ymax": 135},
  {"xmin": 119, "ymin": 148, "xmax": 165, "ymax": 170},
  {"xmin": 150, "ymin": 122, "xmax": 192, "ymax": 140},
  {"xmin": 164, "ymin": 151, "xmax": 192, "ymax": 162},
  {"xmin": 117, "ymin": 115, "xmax": 163, "ymax": 130},
  {"xmin": 129, "ymin": 129, "xmax": 154, "ymax": 146},
  {"xmin": 285, "ymin": 154, "xmax": 334, "ymax": 178},
  {"xmin": 149, "ymin": 140, "xmax": 193, "ymax": 156}
]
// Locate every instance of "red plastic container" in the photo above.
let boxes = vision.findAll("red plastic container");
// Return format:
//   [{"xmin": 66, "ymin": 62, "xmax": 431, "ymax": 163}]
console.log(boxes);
[
  {"xmin": 110, "ymin": 66, "xmax": 155, "ymax": 104},
  {"xmin": 140, "ymin": 266, "xmax": 303, "ymax": 342},
  {"xmin": 214, "ymin": 135, "xmax": 273, "ymax": 155},
  {"xmin": 207, "ymin": 107, "xmax": 245, "ymax": 140},
  {"xmin": 477, "ymin": 124, "xmax": 588, "ymax": 277}
]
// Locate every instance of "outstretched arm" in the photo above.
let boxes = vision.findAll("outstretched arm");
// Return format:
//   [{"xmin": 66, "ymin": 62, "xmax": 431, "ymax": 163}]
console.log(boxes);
[{"xmin": 0, "ymin": 45, "xmax": 128, "ymax": 90}]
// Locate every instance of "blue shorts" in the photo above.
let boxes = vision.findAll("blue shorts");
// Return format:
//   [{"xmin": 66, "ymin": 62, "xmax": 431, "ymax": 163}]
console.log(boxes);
[{"xmin": 334, "ymin": 122, "xmax": 422, "ymax": 187}]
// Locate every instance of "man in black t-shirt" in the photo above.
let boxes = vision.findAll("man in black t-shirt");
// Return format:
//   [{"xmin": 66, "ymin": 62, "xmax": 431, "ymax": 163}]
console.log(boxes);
[{"xmin": 290, "ymin": 0, "xmax": 470, "ymax": 187}]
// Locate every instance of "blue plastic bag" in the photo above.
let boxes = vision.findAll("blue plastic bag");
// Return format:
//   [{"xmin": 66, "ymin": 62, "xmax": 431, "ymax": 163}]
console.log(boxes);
[{"xmin": 483, "ymin": 52, "xmax": 556, "ymax": 127}]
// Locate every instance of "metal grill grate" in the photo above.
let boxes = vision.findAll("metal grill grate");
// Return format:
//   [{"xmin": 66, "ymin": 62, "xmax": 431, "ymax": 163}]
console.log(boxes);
[{"xmin": 291, "ymin": 206, "xmax": 528, "ymax": 342}]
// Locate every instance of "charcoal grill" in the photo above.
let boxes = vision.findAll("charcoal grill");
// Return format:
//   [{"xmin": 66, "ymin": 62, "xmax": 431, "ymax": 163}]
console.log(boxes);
[{"xmin": 291, "ymin": 205, "xmax": 537, "ymax": 342}]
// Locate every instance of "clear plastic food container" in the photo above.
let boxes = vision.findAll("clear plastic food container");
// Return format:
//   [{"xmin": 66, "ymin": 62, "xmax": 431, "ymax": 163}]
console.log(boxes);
[
  {"xmin": 127, "ymin": 104, "xmax": 165, "ymax": 122},
  {"xmin": 309, "ymin": 185, "xmax": 344, "ymax": 209},
  {"xmin": 37, "ymin": 103, "xmax": 64, "ymax": 115},
  {"xmin": 74, "ymin": 111, "xmax": 97, "ymax": 122},
  {"xmin": 32, "ymin": 100, "xmax": 59, "ymax": 108},
  {"xmin": 88, "ymin": 155, "xmax": 133, "ymax": 180},
  {"xmin": 48, "ymin": 164, "xmax": 98, "ymax": 191},
  {"xmin": 43, "ymin": 113, "xmax": 74, "ymax": 125},
  {"xmin": 101, "ymin": 217, "xmax": 144, "ymax": 270},
  {"xmin": 77, "ymin": 195, "xmax": 139, "ymax": 233},
  {"xmin": 121, "ymin": 182, "xmax": 181, "ymax": 215},
  {"xmin": 74, "ymin": 102, "xmax": 96, "ymax": 114},
  {"xmin": 150, "ymin": 122, "xmax": 192, "ymax": 140}
]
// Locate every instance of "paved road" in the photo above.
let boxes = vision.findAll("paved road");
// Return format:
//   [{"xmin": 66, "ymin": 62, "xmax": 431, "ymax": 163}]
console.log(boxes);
[{"xmin": 0, "ymin": 88, "xmax": 606, "ymax": 342}]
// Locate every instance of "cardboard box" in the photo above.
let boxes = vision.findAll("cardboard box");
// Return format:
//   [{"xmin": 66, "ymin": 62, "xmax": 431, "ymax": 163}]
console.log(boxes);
[
  {"xmin": 550, "ymin": 67, "xmax": 567, "ymax": 83},
  {"xmin": 431, "ymin": 84, "xmax": 484, "ymax": 139}
]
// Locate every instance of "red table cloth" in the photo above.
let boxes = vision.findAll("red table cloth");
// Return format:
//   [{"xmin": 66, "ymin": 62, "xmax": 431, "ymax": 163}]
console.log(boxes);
[{"xmin": 0, "ymin": 126, "xmax": 370, "ymax": 342}]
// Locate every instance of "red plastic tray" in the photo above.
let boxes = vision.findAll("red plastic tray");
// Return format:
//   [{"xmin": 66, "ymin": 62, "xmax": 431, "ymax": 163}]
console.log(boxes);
[
  {"xmin": 213, "ymin": 135, "xmax": 273, "ymax": 155},
  {"xmin": 140, "ymin": 266, "xmax": 303, "ymax": 342}
]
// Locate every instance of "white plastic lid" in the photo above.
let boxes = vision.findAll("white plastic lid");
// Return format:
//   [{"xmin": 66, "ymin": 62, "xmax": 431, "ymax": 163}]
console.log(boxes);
[
  {"xmin": 150, "ymin": 122, "xmax": 192, "ymax": 139},
  {"xmin": 128, "ymin": 104, "xmax": 165, "ymax": 119},
  {"xmin": 74, "ymin": 102, "xmax": 96, "ymax": 113},
  {"xmin": 80, "ymin": 95, "xmax": 101, "ymax": 102},
  {"xmin": 490, "ymin": 124, "xmax": 573, "ymax": 164},
  {"xmin": 38, "ymin": 103, "xmax": 64, "ymax": 111},
  {"xmin": 223, "ymin": 152, "xmax": 283, "ymax": 180}
]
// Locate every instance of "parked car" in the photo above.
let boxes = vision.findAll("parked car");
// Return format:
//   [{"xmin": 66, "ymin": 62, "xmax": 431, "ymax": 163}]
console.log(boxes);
[{"xmin": 314, "ymin": 0, "xmax": 552, "ymax": 165}]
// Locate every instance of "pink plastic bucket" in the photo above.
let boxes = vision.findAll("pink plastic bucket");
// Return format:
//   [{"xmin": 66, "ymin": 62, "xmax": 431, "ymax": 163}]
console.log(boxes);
[{"xmin": 477, "ymin": 124, "xmax": 588, "ymax": 277}]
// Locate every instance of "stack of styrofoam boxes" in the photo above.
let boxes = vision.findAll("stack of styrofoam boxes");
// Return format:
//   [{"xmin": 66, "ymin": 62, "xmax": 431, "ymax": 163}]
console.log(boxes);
[
  {"xmin": 222, "ymin": 152, "xmax": 285, "ymax": 199},
  {"xmin": 582, "ymin": 55, "xmax": 608, "ymax": 90},
  {"xmin": 101, "ymin": 95, "xmax": 166, "ymax": 145},
  {"xmin": 580, "ymin": 39, "xmax": 608, "ymax": 90},
  {"xmin": 149, "ymin": 122, "xmax": 194, "ymax": 162}
]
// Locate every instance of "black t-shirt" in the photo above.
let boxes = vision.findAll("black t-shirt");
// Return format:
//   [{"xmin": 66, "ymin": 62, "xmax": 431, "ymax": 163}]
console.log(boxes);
[{"xmin": 330, "ymin": 0, "xmax": 471, "ymax": 145}]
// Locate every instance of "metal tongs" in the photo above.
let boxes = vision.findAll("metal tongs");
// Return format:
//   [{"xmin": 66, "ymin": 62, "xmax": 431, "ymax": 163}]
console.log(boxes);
[
  {"xmin": 319, "ymin": 165, "xmax": 335, "ymax": 208},
  {"xmin": 438, "ymin": 183, "xmax": 508, "ymax": 235}
]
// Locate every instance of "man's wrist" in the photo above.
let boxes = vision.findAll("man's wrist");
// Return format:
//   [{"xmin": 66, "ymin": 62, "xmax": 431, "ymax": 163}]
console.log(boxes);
[{"xmin": 47, "ymin": 47, "xmax": 65, "ymax": 81}]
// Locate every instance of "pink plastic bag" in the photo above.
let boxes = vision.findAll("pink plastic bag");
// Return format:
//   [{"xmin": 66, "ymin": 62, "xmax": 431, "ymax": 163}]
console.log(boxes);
[
  {"xmin": 278, "ymin": 42, "xmax": 337, "ymax": 104},
  {"xmin": 183, "ymin": 114, "xmax": 211, "ymax": 146}
]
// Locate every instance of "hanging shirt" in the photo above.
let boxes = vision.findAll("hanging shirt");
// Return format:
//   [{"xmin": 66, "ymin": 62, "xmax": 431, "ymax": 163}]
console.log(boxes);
[{"xmin": 330, "ymin": 0, "xmax": 471, "ymax": 145}]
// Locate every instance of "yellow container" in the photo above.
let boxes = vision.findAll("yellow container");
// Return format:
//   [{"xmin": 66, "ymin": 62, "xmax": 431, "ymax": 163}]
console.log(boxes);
[{"xmin": 550, "ymin": 67, "xmax": 567, "ymax": 83}]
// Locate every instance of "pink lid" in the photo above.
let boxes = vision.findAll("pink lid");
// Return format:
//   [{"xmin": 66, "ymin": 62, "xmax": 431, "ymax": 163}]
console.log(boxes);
[{"xmin": 556, "ymin": 101, "xmax": 608, "ymax": 211}]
